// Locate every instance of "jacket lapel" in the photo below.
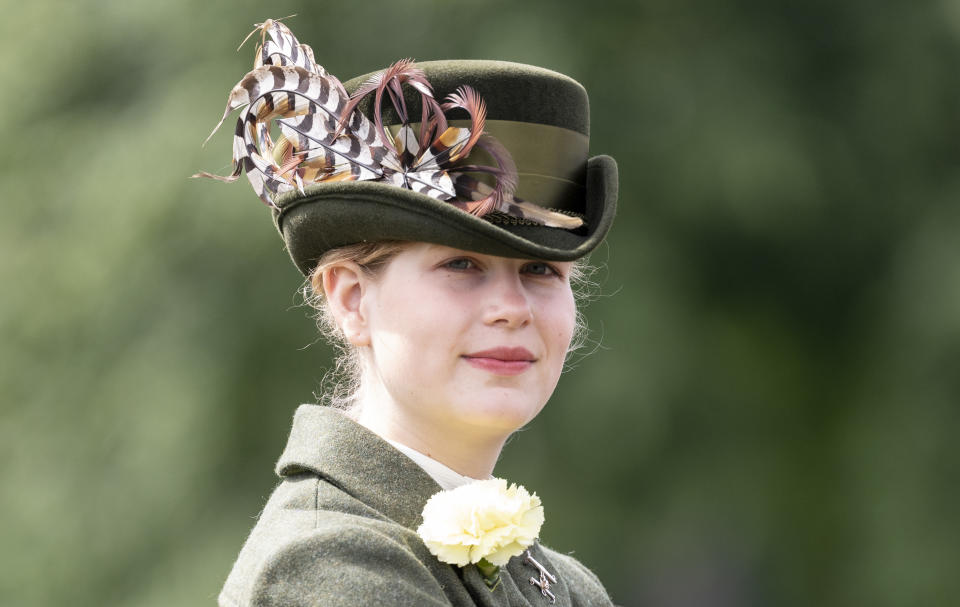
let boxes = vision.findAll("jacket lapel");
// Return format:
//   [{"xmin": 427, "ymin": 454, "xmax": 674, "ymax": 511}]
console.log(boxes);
[
  {"xmin": 275, "ymin": 404, "xmax": 441, "ymax": 530},
  {"xmin": 273, "ymin": 405, "xmax": 574, "ymax": 606}
]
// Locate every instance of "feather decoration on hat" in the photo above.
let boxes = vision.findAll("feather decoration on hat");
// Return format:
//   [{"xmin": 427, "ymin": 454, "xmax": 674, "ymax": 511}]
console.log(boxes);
[
  {"xmin": 193, "ymin": 18, "xmax": 394, "ymax": 205},
  {"xmin": 194, "ymin": 18, "xmax": 583, "ymax": 229}
]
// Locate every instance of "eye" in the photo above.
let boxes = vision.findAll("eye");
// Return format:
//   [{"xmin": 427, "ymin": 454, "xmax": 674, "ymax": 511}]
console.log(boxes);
[
  {"xmin": 443, "ymin": 257, "xmax": 476, "ymax": 271},
  {"xmin": 522, "ymin": 262, "xmax": 560, "ymax": 277}
]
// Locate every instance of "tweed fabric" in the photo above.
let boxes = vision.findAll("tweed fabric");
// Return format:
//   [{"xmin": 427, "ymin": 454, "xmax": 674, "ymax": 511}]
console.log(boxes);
[{"xmin": 219, "ymin": 405, "xmax": 614, "ymax": 607}]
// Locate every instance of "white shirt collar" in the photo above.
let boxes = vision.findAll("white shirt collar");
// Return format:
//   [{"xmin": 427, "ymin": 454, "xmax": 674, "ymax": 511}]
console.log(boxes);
[{"xmin": 385, "ymin": 439, "xmax": 488, "ymax": 490}]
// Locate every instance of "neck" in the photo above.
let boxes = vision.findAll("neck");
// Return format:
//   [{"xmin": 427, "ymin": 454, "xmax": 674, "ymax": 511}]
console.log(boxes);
[{"xmin": 352, "ymin": 390, "xmax": 508, "ymax": 480}]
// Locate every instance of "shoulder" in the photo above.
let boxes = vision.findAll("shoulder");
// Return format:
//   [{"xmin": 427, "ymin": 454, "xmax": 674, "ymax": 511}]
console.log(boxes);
[
  {"xmin": 538, "ymin": 544, "xmax": 615, "ymax": 607},
  {"xmin": 245, "ymin": 523, "xmax": 451, "ymax": 607},
  {"xmin": 220, "ymin": 475, "xmax": 455, "ymax": 607}
]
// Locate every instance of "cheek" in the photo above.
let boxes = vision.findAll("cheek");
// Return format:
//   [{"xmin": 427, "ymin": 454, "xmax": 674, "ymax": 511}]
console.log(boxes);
[
  {"xmin": 556, "ymin": 292, "xmax": 578, "ymax": 346},
  {"xmin": 372, "ymin": 293, "xmax": 427, "ymax": 353},
  {"xmin": 542, "ymin": 292, "xmax": 578, "ymax": 368},
  {"xmin": 369, "ymin": 287, "xmax": 464, "ymax": 374}
]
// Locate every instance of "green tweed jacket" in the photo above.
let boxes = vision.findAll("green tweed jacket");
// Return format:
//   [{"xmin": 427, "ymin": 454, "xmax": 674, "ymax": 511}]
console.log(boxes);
[{"xmin": 219, "ymin": 404, "xmax": 614, "ymax": 607}]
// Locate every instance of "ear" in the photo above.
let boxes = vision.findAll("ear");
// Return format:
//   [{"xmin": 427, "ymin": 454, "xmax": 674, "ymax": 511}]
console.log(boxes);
[{"xmin": 322, "ymin": 262, "xmax": 372, "ymax": 347}]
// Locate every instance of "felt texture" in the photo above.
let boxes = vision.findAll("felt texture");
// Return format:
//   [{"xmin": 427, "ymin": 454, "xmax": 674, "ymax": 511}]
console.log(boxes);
[
  {"xmin": 389, "ymin": 119, "xmax": 591, "ymax": 213},
  {"xmin": 275, "ymin": 155, "xmax": 617, "ymax": 275},
  {"xmin": 344, "ymin": 60, "xmax": 591, "ymax": 136},
  {"xmin": 219, "ymin": 405, "xmax": 614, "ymax": 607},
  {"xmin": 269, "ymin": 60, "xmax": 618, "ymax": 275}
]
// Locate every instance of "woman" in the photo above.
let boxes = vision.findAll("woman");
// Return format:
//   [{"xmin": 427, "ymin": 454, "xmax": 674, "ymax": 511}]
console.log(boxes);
[{"xmin": 200, "ymin": 19, "xmax": 618, "ymax": 607}]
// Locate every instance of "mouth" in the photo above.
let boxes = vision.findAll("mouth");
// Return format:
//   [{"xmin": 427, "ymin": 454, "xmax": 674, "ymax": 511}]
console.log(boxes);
[{"xmin": 462, "ymin": 347, "xmax": 537, "ymax": 376}]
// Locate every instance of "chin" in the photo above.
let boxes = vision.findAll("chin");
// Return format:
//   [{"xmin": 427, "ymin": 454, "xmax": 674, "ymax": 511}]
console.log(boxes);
[{"xmin": 451, "ymin": 389, "xmax": 546, "ymax": 433}]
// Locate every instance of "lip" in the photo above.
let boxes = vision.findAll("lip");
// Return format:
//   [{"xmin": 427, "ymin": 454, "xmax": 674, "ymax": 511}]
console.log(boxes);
[{"xmin": 462, "ymin": 347, "xmax": 537, "ymax": 376}]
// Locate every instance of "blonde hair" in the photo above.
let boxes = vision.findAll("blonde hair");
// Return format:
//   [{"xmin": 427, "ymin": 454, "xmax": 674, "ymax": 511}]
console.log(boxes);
[{"xmin": 302, "ymin": 241, "xmax": 594, "ymax": 410}]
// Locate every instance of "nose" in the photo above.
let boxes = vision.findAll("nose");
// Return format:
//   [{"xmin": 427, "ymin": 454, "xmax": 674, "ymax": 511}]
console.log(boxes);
[{"xmin": 482, "ymin": 272, "xmax": 533, "ymax": 328}]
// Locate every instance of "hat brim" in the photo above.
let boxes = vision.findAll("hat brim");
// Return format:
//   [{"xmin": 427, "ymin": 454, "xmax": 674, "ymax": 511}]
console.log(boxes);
[{"xmin": 273, "ymin": 154, "xmax": 618, "ymax": 275}]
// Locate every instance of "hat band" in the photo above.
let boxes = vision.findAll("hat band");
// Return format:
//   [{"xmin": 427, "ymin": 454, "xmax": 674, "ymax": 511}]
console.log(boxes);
[{"xmin": 387, "ymin": 119, "xmax": 589, "ymax": 213}]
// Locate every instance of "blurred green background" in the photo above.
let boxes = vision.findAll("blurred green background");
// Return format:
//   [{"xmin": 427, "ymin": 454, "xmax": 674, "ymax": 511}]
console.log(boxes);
[{"xmin": 2, "ymin": 1, "xmax": 959, "ymax": 605}]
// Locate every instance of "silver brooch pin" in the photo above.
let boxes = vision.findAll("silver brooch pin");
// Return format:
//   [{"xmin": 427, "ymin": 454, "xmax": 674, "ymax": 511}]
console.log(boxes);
[{"xmin": 524, "ymin": 550, "xmax": 558, "ymax": 603}]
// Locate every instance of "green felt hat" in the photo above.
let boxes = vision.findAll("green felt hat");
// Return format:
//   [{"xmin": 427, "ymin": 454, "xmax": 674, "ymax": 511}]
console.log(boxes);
[{"xmin": 272, "ymin": 60, "xmax": 618, "ymax": 275}]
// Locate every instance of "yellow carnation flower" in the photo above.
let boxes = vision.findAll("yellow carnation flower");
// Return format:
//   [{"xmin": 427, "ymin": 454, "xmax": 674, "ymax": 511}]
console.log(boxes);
[{"xmin": 416, "ymin": 478, "xmax": 545, "ymax": 568}]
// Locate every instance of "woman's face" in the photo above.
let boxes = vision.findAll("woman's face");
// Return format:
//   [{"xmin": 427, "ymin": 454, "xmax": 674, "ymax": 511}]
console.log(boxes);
[{"xmin": 359, "ymin": 243, "xmax": 577, "ymax": 436}]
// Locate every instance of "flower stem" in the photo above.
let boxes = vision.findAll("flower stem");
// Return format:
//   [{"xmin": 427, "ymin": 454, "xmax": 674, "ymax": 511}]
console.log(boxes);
[{"xmin": 476, "ymin": 558, "xmax": 501, "ymax": 591}]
